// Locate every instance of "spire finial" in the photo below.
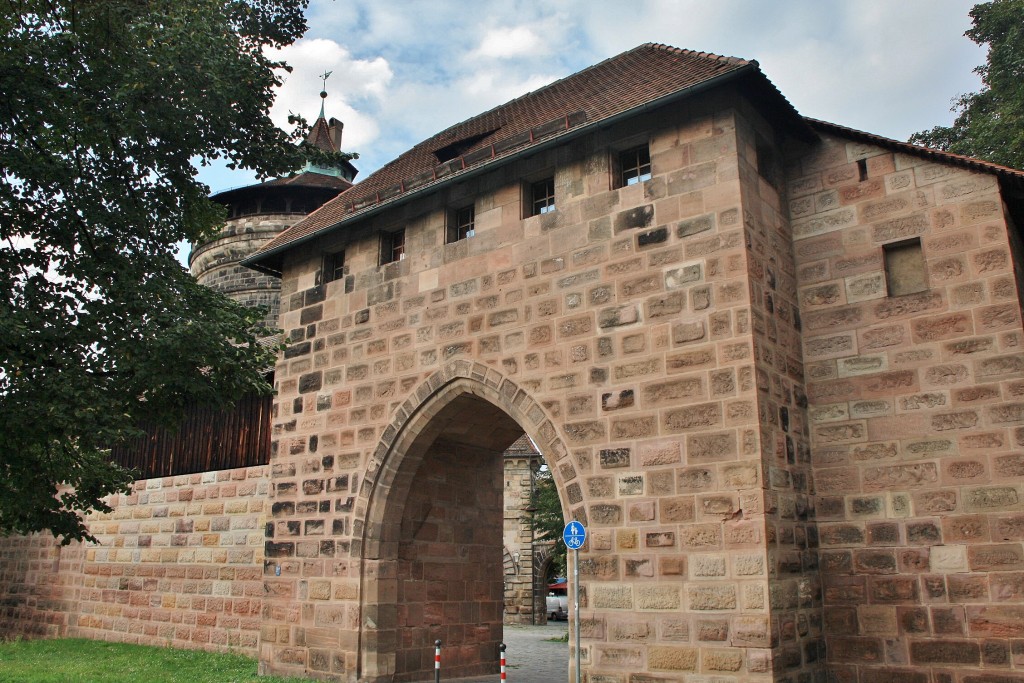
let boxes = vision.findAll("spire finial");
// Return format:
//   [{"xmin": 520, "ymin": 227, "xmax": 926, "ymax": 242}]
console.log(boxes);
[{"xmin": 318, "ymin": 70, "xmax": 332, "ymax": 119}]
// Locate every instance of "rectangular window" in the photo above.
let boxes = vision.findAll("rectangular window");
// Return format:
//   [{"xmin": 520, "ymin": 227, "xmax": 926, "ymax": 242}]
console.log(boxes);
[
  {"xmin": 448, "ymin": 205, "xmax": 475, "ymax": 242},
  {"xmin": 529, "ymin": 177, "xmax": 555, "ymax": 216},
  {"xmin": 323, "ymin": 250, "xmax": 345, "ymax": 283},
  {"xmin": 884, "ymin": 238, "xmax": 927, "ymax": 296},
  {"xmin": 619, "ymin": 145, "xmax": 652, "ymax": 187},
  {"xmin": 382, "ymin": 229, "xmax": 405, "ymax": 265}
]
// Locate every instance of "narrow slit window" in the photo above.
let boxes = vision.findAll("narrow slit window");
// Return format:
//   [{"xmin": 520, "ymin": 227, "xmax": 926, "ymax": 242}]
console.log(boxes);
[
  {"xmin": 619, "ymin": 145, "xmax": 652, "ymax": 187},
  {"xmin": 324, "ymin": 250, "xmax": 345, "ymax": 283},
  {"xmin": 755, "ymin": 136, "xmax": 780, "ymax": 189},
  {"xmin": 382, "ymin": 229, "xmax": 405, "ymax": 265},
  {"xmin": 448, "ymin": 205, "xmax": 475, "ymax": 242},
  {"xmin": 857, "ymin": 158, "xmax": 868, "ymax": 181},
  {"xmin": 530, "ymin": 177, "xmax": 555, "ymax": 216},
  {"xmin": 884, "ymin": 238, "xmax": 927, "ymax": 296}
]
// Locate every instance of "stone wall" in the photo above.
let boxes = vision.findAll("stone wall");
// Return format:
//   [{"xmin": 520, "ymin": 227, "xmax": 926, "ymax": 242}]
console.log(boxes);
[
  {"xmin": 790, "ymin": 132, "xmax": 1024, "ymax": 682},
  {"xmin": 189, "ymin": 214, "xmax": 301, "ymax": 329},
  {"xmin": 737, "ymin": 101, "xmax": 822, "ymax": 678},
  {"xmin": 0, "ymin": 531, "xmax": 80, "ymax": 640},
  {"xmin": 502, "ymin": 450, "xmax": 544, "ymax": 625},
  {"xmin": 395, "ymin": 439, "xmax": 504, "ymax": 681},
  {"xmin": 0, "ymin": 466, "xmax": 268, "ymax": 654},
  {"xmin": 260, "ymin": 86, "xmax": 803, "ymax": 682}
]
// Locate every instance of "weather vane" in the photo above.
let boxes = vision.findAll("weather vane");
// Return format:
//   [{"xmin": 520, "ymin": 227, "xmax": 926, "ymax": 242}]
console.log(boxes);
[{"xmin": 319, "ymin": 71, "xmax": 332, "ymax": 99}]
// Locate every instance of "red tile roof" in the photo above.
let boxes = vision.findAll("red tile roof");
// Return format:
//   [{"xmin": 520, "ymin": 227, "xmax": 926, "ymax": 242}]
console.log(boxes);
[
  {"xmin": 211, "ymin": 114, "xmax": 355, "ymax": 213},
  {"xmin": 210, "ymin": 170, "xmax": 352, "ymax": 205},
  {"xmin": 262, "ymin": 171, "xmax": 352, "ymax": 190},
  {"xmin": 306, "ymin": 115, "xmax": 338, "ymax": 153},
  {"xmin": 248, "ymin": 43, "xmax": 800, "ymax": 270},
  {"xmin": 504, "ymin": 433, "xmax": 540, "ymax": 457}
]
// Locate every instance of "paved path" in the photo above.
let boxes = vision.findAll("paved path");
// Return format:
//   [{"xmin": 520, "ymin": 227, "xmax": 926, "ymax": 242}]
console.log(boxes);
[{"xmin": 446, "ymin": 622, "xmax": 570, "ymax": 683}]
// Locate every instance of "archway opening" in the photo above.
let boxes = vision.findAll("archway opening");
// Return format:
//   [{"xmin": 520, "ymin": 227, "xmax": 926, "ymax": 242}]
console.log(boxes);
[
  {"xmin": 364, "ymin": 392, "xmax": 527, "ymax": 682},
  {"xmin": 502, "ymin": 435, "xmax": 547, "ymax": 626},
  {"xmin": 536, "ymin": 551, "xmax": 562, "ymax": 622}
]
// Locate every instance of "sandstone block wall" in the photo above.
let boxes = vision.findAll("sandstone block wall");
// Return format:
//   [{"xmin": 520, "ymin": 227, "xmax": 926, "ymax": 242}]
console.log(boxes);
[
  {"xmin": 394, "ymin": 440, "xmax": 504, "ymax": 681},
  {"xmin": 789, "ymin": 133, "xmax": 1024, "ymax": 682},
  {"xmin": 735, "ymin": 100, "xmax": 821, "ymax": 675},
  {"xmin": 0, "ymin": 466, "xmax": 268, "ymax": 654},
  {"xmin": 502, "ymin": 452, "xmax": 544, "ymax": 625},
  {"xmin": 0, "ymin": 531, "xmax": 80, "ymax": 640},
  {"xmin": 190, "ymin": 215, "xmax": 300, "ymax": 329},
  {"xmin": 260, "ymin": 87, "xmax": 818, "ymax": 682}
]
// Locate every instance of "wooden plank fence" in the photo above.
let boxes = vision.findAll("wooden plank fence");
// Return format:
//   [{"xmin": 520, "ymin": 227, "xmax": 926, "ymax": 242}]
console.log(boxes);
[{"xmin": 111, "ymin": 393, "xmax": 272, "ymax": 479}]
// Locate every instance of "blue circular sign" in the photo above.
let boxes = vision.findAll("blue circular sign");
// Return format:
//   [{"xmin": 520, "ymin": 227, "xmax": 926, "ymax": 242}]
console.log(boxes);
[{"xmin": 562, "ymin": 521, "xmax": 587, "ymax": 549}]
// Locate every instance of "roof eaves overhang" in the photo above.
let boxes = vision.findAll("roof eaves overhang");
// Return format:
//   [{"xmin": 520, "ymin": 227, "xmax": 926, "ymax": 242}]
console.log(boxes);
[
  {"xmin": 806, "ymin": 118, "xmax": 1024, "ymax": 194},
  {"xmin": 244, "ymin": 63, "xmax": 808, "ymax": 276}
]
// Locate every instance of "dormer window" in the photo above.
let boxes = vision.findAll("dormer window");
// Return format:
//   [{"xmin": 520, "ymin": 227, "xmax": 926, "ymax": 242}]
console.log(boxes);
[{"xmin": 433, "ymin": 129, "xmax": 500, "ymax": 164}]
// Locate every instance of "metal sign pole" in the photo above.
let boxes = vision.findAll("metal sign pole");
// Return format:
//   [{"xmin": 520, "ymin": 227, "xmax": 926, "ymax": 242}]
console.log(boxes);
[
  {"xmin": 573, "ymin": 546, "xmax": 581, "ymax": 683},
  {"xmin": 562, "ymin": 521, "xmax": 586, "ymax": 683}
]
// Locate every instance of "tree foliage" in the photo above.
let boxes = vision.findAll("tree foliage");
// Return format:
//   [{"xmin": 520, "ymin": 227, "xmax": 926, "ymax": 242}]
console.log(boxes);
[
  {"xmin": 0, "ymin": 0, "xmax": 319, "ymax": 543},
  {"xmin": 910, "ymin": 0, "xmax": 1024, "ymax": 169},
  {"xmin": 528, "ymin": 468, "xmax": 567, "ymax": 577}
]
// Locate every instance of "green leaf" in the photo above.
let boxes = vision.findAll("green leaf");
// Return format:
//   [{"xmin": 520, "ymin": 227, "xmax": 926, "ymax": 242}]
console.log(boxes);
[
  {"xmin": 910, "ymin": 0, "xmax": 1024, "ymax": 169},
  {"xmin": 0, "ymin": 0, "xmax": 311, "ymax": 543},
  {"xmin": 528, "ymin": 469, "xmax": 568, "ymax": 577}
]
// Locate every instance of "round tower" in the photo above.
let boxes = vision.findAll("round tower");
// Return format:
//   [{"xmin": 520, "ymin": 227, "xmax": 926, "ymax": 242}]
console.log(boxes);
[{"xmin": 189, "ymin": 91, "xmax": 356, "ymax": 330}]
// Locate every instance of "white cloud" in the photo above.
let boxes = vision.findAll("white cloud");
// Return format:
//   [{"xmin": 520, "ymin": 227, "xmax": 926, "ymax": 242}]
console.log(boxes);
[
  {"xmin": 753, "ymin": 0, "xmax": 983, "ymax": 140},
  {"xmin": 472, "ymin": 26, "xmax": 546, "ymax": 59},
  {"xmin": 266, "ymin": 39, "xmax": 393, "ymax": 148}
]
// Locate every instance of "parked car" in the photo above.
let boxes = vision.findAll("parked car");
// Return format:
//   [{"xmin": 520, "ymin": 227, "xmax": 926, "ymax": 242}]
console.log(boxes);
[
  {"xmin": 546, "ymin": 578, "xmax": 568, "ymax": 620},
  {"xmin": 546, "ymin": 593, "xmax": 568, "ymax": 620}
]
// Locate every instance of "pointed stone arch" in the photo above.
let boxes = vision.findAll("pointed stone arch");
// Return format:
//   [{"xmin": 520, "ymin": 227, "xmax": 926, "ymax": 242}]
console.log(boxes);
[
  {"xmin": 351, "ymin": 360, "xmax": 577, "ymax": 681},
  {"xmin": 502, "ymin": 545, "xmax": 519, "ymax": 578},
  {"xmin": 532, "ymin": 541, "xmax": 559, "ymax": 622}
]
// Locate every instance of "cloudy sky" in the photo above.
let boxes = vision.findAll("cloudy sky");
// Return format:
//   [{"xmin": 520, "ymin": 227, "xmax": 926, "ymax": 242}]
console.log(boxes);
[{"xmin": 199, "ymin": 0, "xmax": 986, "ymax": 195}]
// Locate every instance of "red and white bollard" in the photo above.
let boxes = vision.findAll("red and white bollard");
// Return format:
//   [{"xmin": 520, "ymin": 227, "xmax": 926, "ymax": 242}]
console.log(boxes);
[
  {"xmin": 500, "ymin": 642, "xmax": 507, "ymax": 680},
  {"xmin": 434, "ymin": 640, "xmax": 441, "ymax": 683}
]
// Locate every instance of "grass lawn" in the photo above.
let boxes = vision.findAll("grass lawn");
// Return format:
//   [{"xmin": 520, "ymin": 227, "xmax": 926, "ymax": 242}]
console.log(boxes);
[{"xmin": 0, "ymin": 638, "xmax": 313, "ymax": 683}]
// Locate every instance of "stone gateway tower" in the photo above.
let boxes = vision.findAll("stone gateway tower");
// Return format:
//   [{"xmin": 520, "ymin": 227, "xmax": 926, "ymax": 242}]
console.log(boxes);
[
  {"xmin": 3, "ymin": 43, "xmax": 1024, "ymax": 683},
  {"xmin": 244, "ymin": 43, "xmax": 1024, "ymax": 683}
]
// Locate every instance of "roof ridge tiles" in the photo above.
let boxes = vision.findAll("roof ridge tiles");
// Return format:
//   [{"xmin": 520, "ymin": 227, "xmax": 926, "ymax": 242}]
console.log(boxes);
[
  {"xmin": 646, "ymin": 42, "xmax": 751, "ymax": 67},
  {"xmin": 418, "ymin": 44, "xmax": 663, "ymax": 145},
  {"xmin": 350, "ymin": 43, "xmax": 750, "ymax": 178}
]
